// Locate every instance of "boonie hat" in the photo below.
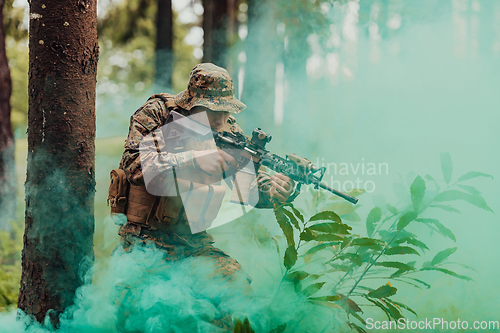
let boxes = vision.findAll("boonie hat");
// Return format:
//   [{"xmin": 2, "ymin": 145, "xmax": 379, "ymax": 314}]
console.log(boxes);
[{"xmin": 174, "ymin": 63, "xmax": 246, "ymax": 114}]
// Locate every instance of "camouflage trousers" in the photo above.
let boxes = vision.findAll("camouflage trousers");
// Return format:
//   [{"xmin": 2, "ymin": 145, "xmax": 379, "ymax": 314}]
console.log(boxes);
[{"xmin": 117, "ymin": 223, "xmax": 252, "ymax": 332}]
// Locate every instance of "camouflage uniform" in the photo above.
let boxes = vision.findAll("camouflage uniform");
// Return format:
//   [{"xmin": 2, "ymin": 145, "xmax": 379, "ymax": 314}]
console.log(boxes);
[{"xmin": 118, "ymin": 64, "xmax": 274, "ymax": 284}]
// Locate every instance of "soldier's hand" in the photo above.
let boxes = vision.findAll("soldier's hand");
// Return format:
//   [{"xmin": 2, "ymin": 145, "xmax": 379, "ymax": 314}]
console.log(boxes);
[
  {"xmin": 193, "ymin": 149, "xmax": 237, "ymax": 175},
  {"xmin": 270, "ymin": 173, "xmax": 295, "ymax": 203}
]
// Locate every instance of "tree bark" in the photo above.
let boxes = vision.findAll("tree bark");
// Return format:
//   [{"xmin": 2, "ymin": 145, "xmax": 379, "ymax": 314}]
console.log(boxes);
[
  {"xmin": 202, "ymin": 0, "xmax": 229, "ymax": 67},
  {"xmin": 154, "ymin": 0, "xmax": 173, "ymax": 91},
  {"xmin": 0, "ymin": 0, "xmax": 16, "ymax": 231},
  {"xmin": 18, "ymin": 0, "xmax": 98, "ymax": 324}
]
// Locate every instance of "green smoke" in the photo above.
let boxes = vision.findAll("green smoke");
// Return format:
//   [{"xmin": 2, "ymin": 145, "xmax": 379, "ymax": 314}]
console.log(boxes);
[{"xmin": 0, "ymin": 232, "xmax": 345, "ymax": 332}]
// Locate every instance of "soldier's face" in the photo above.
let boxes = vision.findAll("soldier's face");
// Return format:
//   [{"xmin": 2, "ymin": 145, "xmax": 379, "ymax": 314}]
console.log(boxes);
[{"xmin": 190, "ymin": 106, "xmax": 230, "ymax": 131}]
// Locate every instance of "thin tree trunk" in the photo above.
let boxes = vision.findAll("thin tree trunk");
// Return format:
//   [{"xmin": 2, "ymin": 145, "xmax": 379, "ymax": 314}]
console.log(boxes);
[
  {"xmin": 154, "ymin": 0, "xmax": 173, "ymax": 91},
  {"xmin": 240, "ymin": 0, "xmax": 278, "ymax": 131},
  {"xmin": 0, "ymin": 0, "xmax": 16, "ymax": 232},
  {"xmin": 281, "ymin": 1, "xmax": 310, "ymax": 147},
  {"xmin": 18, "ymin": 0, "xmax": 98, "ymax": 324},
  {"xmin": 202, "ymin": 0, "xmax": 229, "ymax": 67}
]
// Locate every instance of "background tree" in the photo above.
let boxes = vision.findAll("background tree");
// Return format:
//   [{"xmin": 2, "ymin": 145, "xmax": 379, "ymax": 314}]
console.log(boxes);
[
  {"xmin": 154, "ymin": 0, "xmax": 173, "ymax": 90},
  {"xmin": 98, "ymin": 0, "xmax": 175, "ymax": 91},
  {"xmin": 17, "ymin": 0, "xmax": 98, "ymax": 323},
  {"xmin": 202, "ymin": 0, "xmax": 233, "ymax": 68},
  {"xmin": 0, "ymin": 0, "xmax": 16, "ymax": 231},
  {"xmin": 240, "ymin": 0, "xmax": 278, "ymax": 131}
]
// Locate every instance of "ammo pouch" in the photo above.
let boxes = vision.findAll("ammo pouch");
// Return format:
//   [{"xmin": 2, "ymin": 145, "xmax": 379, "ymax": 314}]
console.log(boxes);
[
  {"xmin": 122, "ymin": 177, "xmax": 225, "ymax": 233},
  {"xmin": 108, "ymin": 169, "xmax": 129, "ymax": 225}
]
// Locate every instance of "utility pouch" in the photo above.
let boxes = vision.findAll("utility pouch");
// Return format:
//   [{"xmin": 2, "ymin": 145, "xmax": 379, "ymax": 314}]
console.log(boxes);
[
  {"xmin": 154, "ymin": 178, "xmax": 226, "ymax": 233},
  {"xmin": 126, "ymin": 184, "xmax": 158, "ymax": 226},
  {"xmin": 108, "ymin": 169, "xmax": 129, "ymax": 225}
]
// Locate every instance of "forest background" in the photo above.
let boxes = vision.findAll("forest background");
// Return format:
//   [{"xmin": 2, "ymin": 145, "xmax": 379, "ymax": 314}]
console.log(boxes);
[{"xmin": 0, "ymin": 0, "xmax": 499, "ymax": 332}]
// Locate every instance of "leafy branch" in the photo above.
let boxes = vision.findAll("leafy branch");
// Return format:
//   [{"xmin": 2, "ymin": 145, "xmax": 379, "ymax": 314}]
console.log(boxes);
[{"xmin": 269, "ymin": 153, "xmax": 492, "ymax": 332}]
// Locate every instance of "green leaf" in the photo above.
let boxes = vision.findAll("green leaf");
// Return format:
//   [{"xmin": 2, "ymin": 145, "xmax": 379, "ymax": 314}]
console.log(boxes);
[
  {"xmin": 393, "ymin": 237, "xmax": 429, "ymax": 250},
  {"xmin": 403, "ymin": 238, "xmax": 429, "ymax": 251},
  {"xmin": 386, "ymin": 204, "xmax": 398, "ymax": 216},
  {"xmin": 323, "ymin": 201, "xmax": 359, "ymax": 216},
  {"xmin": 304, "ymin": 242, "xmax": 340, "ymax": 256},
  {"xmin": 293, "ymin": 278, "xmax": 302, "ymax": 293},
  {"xmin": 425, "ymin": 174, "xmax": 440, "ymax": 191},
  {"xmin": 338, "ymin": 294, "xmax": 363, "ymax": 313},
  {"xmin": 431, "ymin": 247, "xmax": 457, "ymax": 266},
  {"xmin": 337, "ymin": 253, "xmax": 363, "ymax": 266},
  {"xmin": 367, "ymin": 285, "xmax": 397, "ymax": 298},
  {"xmin": 410, "ymin": 176, "xmax": 426, "ymax": 212},
  {"xmin": 274, "ymin": 208, "xmax": 295, "ymax": 247},
  {"xmin": 351, "ymin": 238, "xmax": 382, "ymax": 250},
  {"xmin": 284, "ymin": 245, "xmax": 297, "ymax": 270},
  {"xmin": 282, "ymin": 208, "xmax": 300, "ymax": 230},
  {"xmin": 300, "ymin": 228, "xmax": 316, "ymax": 242},
  {"xmin": 308, "ymin": 222, "xmax": 352, "ymax": 234},
  {"xmin": 365, "ymin": 298, "xmax": 391, "ymax": 321},
  {"xmin": 422, "ymin": 261, "xmax": 432, "ymax": 268},
  {"xmin": 389, "ymin": 300, "xmax": 418, "ymax": 316},
  {"xmin": 349, "ymin": 322, "xmax": 367, "ymax": 333},
  {"xmin": 385, "ymin": 246, "xmax": 420, "ymax": 256},
  {"xmin": 285, "ymin": 270, "xmax": 310, "ymax": 281},
  {"xmin": 420, "ymin": 267, "xmax": 473, "ymax": 281},
  {"xmin": 350, "ymin": 312, "xmax": 367, "ymax": 326},
  {"xmin": 457, "ymin": 171, "xmax": 493, "ymax": 182},
  {"xmin": 308, "ymin": 295, "xmax": 341, "ymax": 302},
  {"xmin": 271, "ymin": 237, "xmax": 280, "ymax": 253},
  {"xmin": 233, "ymin": 318, "xmax": 253, "ymax": 332},
  {"xmin": 327, "ymin": 263, "xmax": 354, "ymax": 273},
  {"xmin": 457, "ymin": 184, "xmax": 481, "ymax": 196},
  {"xmin": 433, "ymin": 190, "xmax": 493, "ymax": 212},
  {"xmin": 400, "ymin": 277, "xmax": 431, "ymax": 289},
  {"xmin": 309, "ymin": 211, "xmax": 342, "ymax": 223},
  {"xmin": 440, "ymin": 152, "xmax": 453, "ymax": 184},
  {"xmin": 430, "ymin": 204, "xmax": 461, "ymax": 214},
  {"xmin": 386, "ymin": 301, "xmax": 404, "ymax": 319},
  {"xmin": 416, "ymin": 218, "xmax": 456, "ymax": 242},
  {"xmin": 376, "ymin": 261, "xmax": 415, "ymax": 271},
  {"xmin": 342, "ymin": 211, "xmax": 361, "ymax": 222},
  {"xmin": 301, "ymin": 282, "xmax": 325, "ymax": 297},
  {"xmin": 366, "ymin": 207, "xmax": 382, "ymax": 237},
  {"xmin": 341, "ymin": 236, "xmax": 353, "ymax": 250},
  {"xmin": 289, "ymin": 204, "xmax": 304, "ymax": 223},
  {"xmin": 314, "ymin": 234, "xmax": 346, "ymax": 242},
  {"xmin": 397, "ymin": 212, "xmax": 418, "ymax": 231},
  {"xmin": 389, "ymin": 269, "xmax": 407, "ymax": 278}
]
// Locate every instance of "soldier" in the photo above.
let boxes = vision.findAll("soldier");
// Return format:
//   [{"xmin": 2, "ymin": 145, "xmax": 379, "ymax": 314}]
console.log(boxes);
[{"xmin": 113, "ymin": 63, "xmax": 295, "ymax": 287}]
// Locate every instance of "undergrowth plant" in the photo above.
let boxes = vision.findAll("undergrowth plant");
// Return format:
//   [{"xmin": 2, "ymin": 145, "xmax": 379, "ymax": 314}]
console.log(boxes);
[
  {"xmin": 0, "ymin": 221, "xmax": 23, "ymax": 310},
  {"xmin": 270, "ymin": 153, "xmax": 493, "ymax": 332}
]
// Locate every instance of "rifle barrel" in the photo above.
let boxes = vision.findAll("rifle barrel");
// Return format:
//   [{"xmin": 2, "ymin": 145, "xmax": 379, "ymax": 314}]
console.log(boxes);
[{"xmin": 317, "ymin": 182, "xmax": 359, "ymax": 204}]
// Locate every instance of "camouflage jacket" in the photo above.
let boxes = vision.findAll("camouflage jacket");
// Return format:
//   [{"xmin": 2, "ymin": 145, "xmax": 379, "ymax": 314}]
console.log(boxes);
[{"xmin": 119, "ymin": 93, "xmax": 274, "ymax": 209}]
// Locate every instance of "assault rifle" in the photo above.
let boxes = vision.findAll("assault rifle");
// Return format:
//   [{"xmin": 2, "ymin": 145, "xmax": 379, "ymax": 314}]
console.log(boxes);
[
  {"xmin": 214, "ymin": 128, "xmax": 359, "ymax": 205},
  {"xmin": 164, "ymin": 111, "xmax": 358, "ymax": 204}
]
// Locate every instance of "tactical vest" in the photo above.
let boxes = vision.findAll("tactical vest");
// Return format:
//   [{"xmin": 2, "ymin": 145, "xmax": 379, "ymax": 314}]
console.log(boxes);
[{"xmin": 108, "ymin": 93, "xmax": 227, "ymax": 234}]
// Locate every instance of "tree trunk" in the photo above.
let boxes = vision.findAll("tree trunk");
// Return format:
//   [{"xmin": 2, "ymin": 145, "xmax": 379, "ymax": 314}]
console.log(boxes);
[
  {"xmin": 18, "ymin": 0, "xmax": 98, "ymax": 324},
  {"xmin": 240, "ymin": 0, "xmax": 278, "ymax": 131},
  {"xmin": 202, "ymin": 0, "xmax": 229, "ymax": 67},
  {"xmin": 281, "ymin": 2, "xmax": 311, "ymax": 149},
  {"xmin": 0, "ymin": 0, "xmax": 16, "ymax": 231},
  {"xmin": 154, "ymin": 0, "xmax": 173, "ymax": 91}
]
